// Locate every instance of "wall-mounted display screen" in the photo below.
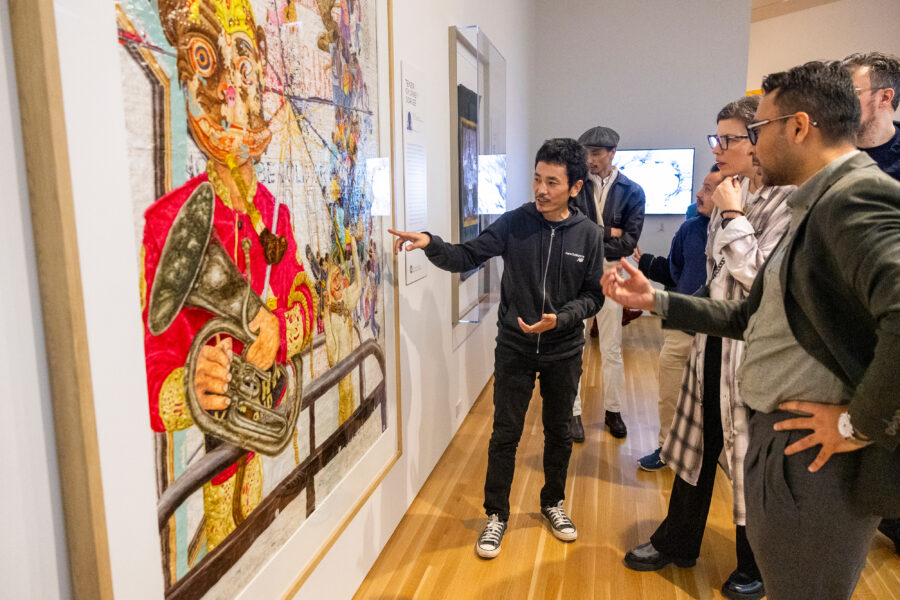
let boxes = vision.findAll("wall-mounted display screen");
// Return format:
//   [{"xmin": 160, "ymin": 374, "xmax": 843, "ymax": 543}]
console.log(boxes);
[
  {"xmin": 612, "ymin": 148, "xmax": 694, "ymax": 214},
  {"xmin": 478, "ymin": 154, "xmax": 507, "ymax": 215}
]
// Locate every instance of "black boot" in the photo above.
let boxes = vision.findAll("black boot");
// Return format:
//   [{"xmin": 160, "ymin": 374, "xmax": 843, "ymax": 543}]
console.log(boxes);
[
  {"xmin": 605, "ymin": 410, "xmax": 627, "ymax": 438},
  {"xmin": 570, "ymin": 414, "xmax": 585, "ymax": 443}
]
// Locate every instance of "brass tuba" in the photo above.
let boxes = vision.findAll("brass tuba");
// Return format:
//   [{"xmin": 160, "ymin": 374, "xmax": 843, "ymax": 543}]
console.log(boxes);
[{"xmin": 148, "ymin": 182, "xmax": 302, "ymax": 456}]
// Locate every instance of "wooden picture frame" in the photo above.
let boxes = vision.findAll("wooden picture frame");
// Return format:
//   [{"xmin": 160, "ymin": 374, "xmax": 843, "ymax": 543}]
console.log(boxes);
[{"xmin": 7, "ymin": 0, "xmax": 401, "ymax": 598}]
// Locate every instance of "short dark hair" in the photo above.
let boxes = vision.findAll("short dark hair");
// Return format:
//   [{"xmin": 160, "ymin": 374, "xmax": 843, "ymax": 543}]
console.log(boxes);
[
  {"xmin": 761, "ymin": 61, "xmax": 860, "ymax": 145},
  {"xmin": 717, "ymin": 95, "xmax": 760, "ymax": 126},
  {"xmin": 535, "ymin": 138, "xmax": 588, "ymax": 188},
  {"xmin": 843, "ymin": 51, "xmax": 900, "ymax": 111}
]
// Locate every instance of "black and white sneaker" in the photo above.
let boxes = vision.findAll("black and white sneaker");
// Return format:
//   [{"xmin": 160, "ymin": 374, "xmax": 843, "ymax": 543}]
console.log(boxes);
[
  {"xmin": 541, "ymin": 501, "xmax": 577, "ymax": 541},
  {"xmin": 476, "ymin": 514, "xmax": 507, "ymax": 558}
]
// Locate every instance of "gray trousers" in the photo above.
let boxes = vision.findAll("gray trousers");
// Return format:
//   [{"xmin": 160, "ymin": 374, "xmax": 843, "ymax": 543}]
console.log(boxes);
[{"xmin": 744, "ymin": 410, "xmax": 880, "ymax": 600}]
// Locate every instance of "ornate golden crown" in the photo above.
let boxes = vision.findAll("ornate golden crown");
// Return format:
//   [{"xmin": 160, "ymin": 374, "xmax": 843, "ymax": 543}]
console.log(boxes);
[{"xmin": 188, "ymin": 0, "xmax": 258, "ymax": 41}]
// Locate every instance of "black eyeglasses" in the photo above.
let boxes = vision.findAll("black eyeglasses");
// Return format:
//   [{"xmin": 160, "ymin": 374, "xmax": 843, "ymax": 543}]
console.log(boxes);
[
  {"xmin": 746, "ymin": 114, "xmax": 818, "ymax": 145},
  {"xmin": 707, "ymin": 134, "xmax": 749, "ymax": 151}
]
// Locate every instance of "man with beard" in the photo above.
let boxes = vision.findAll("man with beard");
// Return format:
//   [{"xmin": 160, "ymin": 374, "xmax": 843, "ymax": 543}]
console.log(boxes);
[
  {"xmin": 603, "ymin": 61, "xmax": 900, "ymax": 600},
  {"xmin": 141, "ymin": 0, "xmax": 315, "ymax": 553},
  {"xmin": 843, "ymin": 52, "xmax": 900, "ymax": 180},
  {"xmin": 843, "ymin": 51, "xmax": 900, "ymax": 557}
]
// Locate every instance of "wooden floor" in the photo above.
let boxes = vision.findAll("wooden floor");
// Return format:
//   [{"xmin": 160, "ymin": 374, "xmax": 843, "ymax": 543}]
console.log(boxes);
[{"xmin": 354, "ymin": 317, "xmax": 900, "ymax": 599}]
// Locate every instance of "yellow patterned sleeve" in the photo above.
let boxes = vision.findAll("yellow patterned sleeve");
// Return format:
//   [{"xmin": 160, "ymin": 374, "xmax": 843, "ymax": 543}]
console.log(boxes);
[
  {"xmin": 159, "ymin": 367, "xmax": 195, "ymax": 431},
  {"xmin": 140, "ymin": 245, "xmax": 148, "ymax": 313}
]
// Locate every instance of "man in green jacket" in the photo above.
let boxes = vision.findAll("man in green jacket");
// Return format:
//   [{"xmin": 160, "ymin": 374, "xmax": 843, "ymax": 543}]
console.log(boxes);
[{"xmin": 602, "ymin": 61, "xmax": 900, "ymax": 600}]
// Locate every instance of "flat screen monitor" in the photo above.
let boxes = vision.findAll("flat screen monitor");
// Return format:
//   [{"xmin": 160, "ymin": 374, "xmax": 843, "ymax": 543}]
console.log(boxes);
[
  {"xmin": 478, "ymin": 154, "xmax": 507, "ymax": 215},
  {"xmin": 612, "ymin": 148, "xmax": 694, "ymax": 215}
]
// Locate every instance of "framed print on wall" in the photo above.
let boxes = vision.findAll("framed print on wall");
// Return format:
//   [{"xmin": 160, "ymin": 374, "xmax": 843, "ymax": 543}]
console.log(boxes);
[{"xmin": 8, "ymin": 0, "xmax": 400, "ymax": 598}]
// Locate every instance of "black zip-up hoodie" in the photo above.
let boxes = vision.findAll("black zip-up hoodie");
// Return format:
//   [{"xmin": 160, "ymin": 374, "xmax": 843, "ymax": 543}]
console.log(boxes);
[{"xmin": 424, "ymin": 203, "xmax": 605, "ymax": 360}]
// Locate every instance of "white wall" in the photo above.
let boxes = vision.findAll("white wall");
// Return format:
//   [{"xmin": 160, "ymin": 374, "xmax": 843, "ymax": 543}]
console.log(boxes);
[
  {"xmin": 295, "ymin": 1, "xmax": 535, "ymax": 598},
  {"xmin": 4, "ymin": 1, "xmax": 757, "ymax": 598},
  {"xmin": 0, "ymin": 1, "xmax": 71, "ymax": 597},
  {"xmin": 529, "ymin": 0, "xmax": 753, "ymax": 258},
  {"xmin": 747, "ymin": 0, "xmax": 900, "ymax": 93}
]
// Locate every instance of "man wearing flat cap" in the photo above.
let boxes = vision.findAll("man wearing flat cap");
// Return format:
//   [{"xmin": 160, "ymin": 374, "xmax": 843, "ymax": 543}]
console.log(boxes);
[{"xmin": 569, "ymin": 126, "xmax": 646, "ymax": 441}]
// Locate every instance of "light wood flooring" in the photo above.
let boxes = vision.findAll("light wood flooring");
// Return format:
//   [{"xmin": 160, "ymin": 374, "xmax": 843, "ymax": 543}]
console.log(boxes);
[{"xmin": 354, "ymin": 317, "xmax": 900, "ymax": 599}]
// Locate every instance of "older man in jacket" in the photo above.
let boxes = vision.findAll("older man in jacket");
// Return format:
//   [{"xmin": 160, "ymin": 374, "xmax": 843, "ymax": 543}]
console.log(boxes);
[
  {"xmin": 568, "ymin": 126, "xmax": 645, "ymax": 441},
  {"xmin": 602, "ymin": 61, "xmax": 900, "ymax": 600}
]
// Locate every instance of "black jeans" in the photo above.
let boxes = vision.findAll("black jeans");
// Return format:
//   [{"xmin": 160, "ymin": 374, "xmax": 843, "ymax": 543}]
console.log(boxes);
[
  {"xmin": 483, "ymin": 343, "xmax": 583, "ymax": 521},
  {"xmin": 650, "ymin": 336, "xmax": 760, "ymax": 579}
]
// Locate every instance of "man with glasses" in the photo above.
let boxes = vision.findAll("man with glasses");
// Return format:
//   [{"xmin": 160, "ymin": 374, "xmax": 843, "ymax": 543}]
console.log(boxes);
[
  {"xmin": 843, "ymin": 51, "xmax": 900, "ymax": 559},
  {"xmin": 568, "ymin": 126, "xmax": 646, "ymax": 442},
  {"xmin": 843, "ymin": 52, "xmax": 900, "ymax": 180},
  {"xmin": 604, "ymin": 61, "xmax": 900, "ymax": 600}
]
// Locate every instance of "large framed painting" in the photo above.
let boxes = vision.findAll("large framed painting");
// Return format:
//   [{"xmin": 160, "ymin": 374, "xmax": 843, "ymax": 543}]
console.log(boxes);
[{"xmin": 8, "ymin": 0, "xmax": 400, "ymax": 598}]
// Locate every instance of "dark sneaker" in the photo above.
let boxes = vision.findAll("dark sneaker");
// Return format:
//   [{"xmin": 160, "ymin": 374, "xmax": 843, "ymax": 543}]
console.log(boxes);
[
  {"xmin": 571, "ymin": 414, "xmax": 585, "ymax": 443},
  {"xmin": 878, "ymin": 518, "xmax": 900, "ymax": 555},
  {"xmin": 638, "ymin": 447, "xmax": 666, "ymax": 471},
  {"xmin": 605, "ymin": 410, "xmax": 627, "ymax": 438},
  {"xmin": 475, "ymin": 514, "xmax": 507, "ymax": 559},
  {"xmin": 623, "ymin": 541, "xmax": 696, "ymax": 571},
  {"xmin": 722, "ymin": 569, "xmax": 765, "ymax": 600},
  {"xmin": 541, "ymin": 501, "xmax": 577, "ymax": 541}
]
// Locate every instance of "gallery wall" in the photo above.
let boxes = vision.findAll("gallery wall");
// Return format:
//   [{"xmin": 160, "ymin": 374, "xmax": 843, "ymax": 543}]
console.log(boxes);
[
  {"xmin": 747, "ymin": 0, "xmax": 900, "ymax": 94},
  {"xmin": 528, "ymin": 0, "xmax": 753, "ymax": 259},
  {"xmin": 295, "ymin": 0, "xmax": 537, "ymax": 597},
  {"xmin": 0, "ymin": 2, "xmax": 71, "ymax": 597},
  {"xmin": 0, "ymin": 1, "xmax": 768, "ymax": 598}
]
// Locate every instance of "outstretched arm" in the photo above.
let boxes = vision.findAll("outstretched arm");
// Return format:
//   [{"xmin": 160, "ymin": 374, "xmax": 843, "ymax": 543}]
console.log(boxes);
[
  {"xmin": 601, "ymin": 258, "xmax": 749, "ymax": 339},
  {"xmin": 389, "ymin": 214, "xmax": 510, "ymax": 274}
]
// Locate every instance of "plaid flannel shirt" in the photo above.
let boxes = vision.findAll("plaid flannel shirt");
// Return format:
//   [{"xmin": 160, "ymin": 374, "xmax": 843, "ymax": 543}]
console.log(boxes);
[{"xmin": 660, "ymin": 183, "xmax": 793, "ymax": 525}]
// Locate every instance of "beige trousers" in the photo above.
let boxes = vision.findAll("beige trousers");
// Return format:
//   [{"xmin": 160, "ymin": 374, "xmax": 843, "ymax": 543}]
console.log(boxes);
[{"xmin": 656, "ymin": 329, "xmax": 694, "ymax": 447}]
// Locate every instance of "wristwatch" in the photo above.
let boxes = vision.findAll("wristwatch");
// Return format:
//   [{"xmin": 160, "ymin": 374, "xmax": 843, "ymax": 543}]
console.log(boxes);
[{"xmin": 838, "ymin": 411, "xmax": 870, "ymax": 444}]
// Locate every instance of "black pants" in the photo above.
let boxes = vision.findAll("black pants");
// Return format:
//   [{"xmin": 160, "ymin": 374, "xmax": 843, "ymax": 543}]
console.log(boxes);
[
  {"xmin": 650, "ymin": 337, "xmax": 760, "ymax": 579},
  {"xmin": 483, "ymin": 343, "xmax": 582, "ymax": 521}
]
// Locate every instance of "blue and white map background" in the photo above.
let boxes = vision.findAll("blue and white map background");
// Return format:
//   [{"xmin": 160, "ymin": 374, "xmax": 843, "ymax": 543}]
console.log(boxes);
[
  {"xmin": 478, "ymin": 154, "xmax": 507, "ymax": 214},
  {"xmin": 613, "ymin": 149, "xmax": 694, "ymax": 214}
]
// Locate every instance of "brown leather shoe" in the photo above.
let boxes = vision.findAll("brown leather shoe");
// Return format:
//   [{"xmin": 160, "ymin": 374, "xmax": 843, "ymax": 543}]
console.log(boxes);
[{"xmin": 605, "ymin": 410, "xmax": 627, "ymax": 438}]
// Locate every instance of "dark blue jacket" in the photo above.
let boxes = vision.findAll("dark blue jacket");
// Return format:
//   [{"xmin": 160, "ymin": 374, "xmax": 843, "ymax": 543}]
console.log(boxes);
[
  {"xmin": 424, "ymin": 203, "xmax": 604, "ymax": 359},
  {"xmin": 862, "ymin": 121, "xmax": 900, "ymax": 181},
  {"xmin": 570, "ymin": 171, "xmax": 646, "ymax": 260},
  {"xmin": 637, "ymin": 214, "xmax": 709, "ymax": 296}
]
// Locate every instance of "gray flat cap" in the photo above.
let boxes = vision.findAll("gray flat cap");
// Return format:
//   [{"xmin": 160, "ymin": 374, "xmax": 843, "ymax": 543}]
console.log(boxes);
[{"xmin": 578, "ymin": 126, "xmax": 620, "ymax": 148}]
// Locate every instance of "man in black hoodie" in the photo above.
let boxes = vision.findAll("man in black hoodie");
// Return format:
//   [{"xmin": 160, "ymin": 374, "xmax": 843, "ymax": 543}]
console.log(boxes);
[{"xmin": 390, "ymin": 138, "xmax": 605, "ymax": 559}]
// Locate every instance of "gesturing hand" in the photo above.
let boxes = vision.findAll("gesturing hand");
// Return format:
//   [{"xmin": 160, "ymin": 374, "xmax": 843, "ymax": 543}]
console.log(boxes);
[
  {"xmin": 387, "ymin": 229, "xmax": 431, "ymax": 255},
  {"xmin": 774, "ymin": 401, "xmax": 870, "ymax": 472},
  {"xmin": 633, "ymin": 244, "xmax": 642, "ymax": 262},
  {"xmin": 711, "ymin": 176, "xmax": 743, "ymax": 212},
  {"xmin": 600, "ymin": 259, "xmax": 656, "ymax": 311},
  {"xmin": 518, "ymin": 314, "xmax": 557, "ymax": 334}
]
